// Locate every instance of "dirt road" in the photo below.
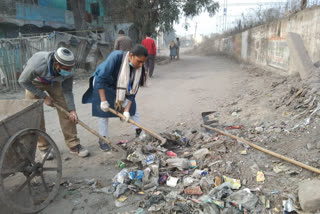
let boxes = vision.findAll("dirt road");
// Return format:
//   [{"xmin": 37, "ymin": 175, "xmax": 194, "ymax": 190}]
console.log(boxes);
[{"xmin": 29, "ymin": 54, "xmax": 249, "ymax": 213}]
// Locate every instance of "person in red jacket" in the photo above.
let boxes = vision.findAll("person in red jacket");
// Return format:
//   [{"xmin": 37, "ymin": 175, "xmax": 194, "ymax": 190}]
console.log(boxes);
[{"xmin": 142, "ymin": 32, "xmax": 156, "ymax": 77}]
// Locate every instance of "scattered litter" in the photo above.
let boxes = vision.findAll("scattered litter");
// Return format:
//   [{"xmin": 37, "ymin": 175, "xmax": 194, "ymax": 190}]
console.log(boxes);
[
  {"xmin": 256, "ymin": 171, "xmax": 265, "ymax": 182},
  {"xmin": 283, "ymin": 198, "xmax": 294, "ymax": 213},
  {"xmin": 117, "ymin": 196, "xmax": 128, "ymax": 202},
  {"xmin": 184, "ymin": 186, "xmax": 203, "ymax": 195},
  {"xmin": 116, "ymin": 140, "xmax": 129, "ymax": 145},
  {"xmin": 223, "ymin": 176, "xmax": 241, "ymax": 189},
  {"xmin": 166, "ymin": 150, "xmax": 177, "ymax": 157},
  {"xmin": 167, "ymin": 176, "xmax": 179, "ymax": 187}
]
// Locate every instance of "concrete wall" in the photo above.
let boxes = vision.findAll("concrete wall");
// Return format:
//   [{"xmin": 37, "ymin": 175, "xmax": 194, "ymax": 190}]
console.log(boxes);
[{"xmin": 213, "ymin": 5, "xmax": 320, "ymax": 75}]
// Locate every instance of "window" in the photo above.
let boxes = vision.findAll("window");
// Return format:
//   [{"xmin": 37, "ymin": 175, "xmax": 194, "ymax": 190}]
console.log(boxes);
[{"xmin": 90, "ymin": 3, "xmax": 100, "ymax": 16}]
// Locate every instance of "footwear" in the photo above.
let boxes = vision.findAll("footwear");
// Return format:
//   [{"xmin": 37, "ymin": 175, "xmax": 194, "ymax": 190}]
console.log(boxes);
[
  {"xmin": 136, "ymin": 128, "xmax": 142, "ymax": 138},
  {"xmin": 40, "ymin": 149, "xmax": 55, "ymax": 160},
  {"xmin": 99, "ymin": 138, "xmax": 111, "ymax": 152},
  {"xmin": 70, "ymin": 145, "xmax": 89, "ymax": 157}
]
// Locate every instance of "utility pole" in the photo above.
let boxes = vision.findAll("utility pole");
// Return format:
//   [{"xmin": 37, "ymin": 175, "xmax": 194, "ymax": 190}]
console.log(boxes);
[{"xmin": 194, "ymin": 22, "xmax": 198, "ymax": 40}]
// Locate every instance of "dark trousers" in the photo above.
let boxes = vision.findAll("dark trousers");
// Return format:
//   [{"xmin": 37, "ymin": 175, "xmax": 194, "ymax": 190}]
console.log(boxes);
[{"xmin": 145, "ymin": 54, "xmax": 155, "ymax": 77}]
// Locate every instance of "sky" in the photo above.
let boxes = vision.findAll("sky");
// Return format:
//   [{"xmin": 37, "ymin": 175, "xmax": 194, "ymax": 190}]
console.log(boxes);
[{"xmin": 173, "ymin": 0, "xmax": 293, "ymax": 37}]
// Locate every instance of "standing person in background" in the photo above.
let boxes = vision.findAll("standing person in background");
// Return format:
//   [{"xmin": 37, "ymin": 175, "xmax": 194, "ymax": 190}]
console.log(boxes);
[
  {"xmin": 175, "ymin": 37, "xmax": 180, "ymax": 60},
  {"xmin": 169, "ymin": 41, "xmax": 177, "ymax": 60},
  {"xmin": 114, "ymin": 30, "xmax": 133, "ymax": 51},
  {"xmin": 142, "ymin": 32, "xmax": 156, "ymax": 77}
]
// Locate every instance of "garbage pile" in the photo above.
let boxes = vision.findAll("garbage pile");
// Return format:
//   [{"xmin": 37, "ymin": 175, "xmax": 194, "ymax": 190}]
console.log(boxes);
[{"xmin": 105, "ymin": 128, "xmax": 301, "ymax": 214}]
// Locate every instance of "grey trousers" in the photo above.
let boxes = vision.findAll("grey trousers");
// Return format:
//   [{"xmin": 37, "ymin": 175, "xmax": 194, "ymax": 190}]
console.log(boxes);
[
  {"xmin": 145, "ymin": 54, "xmax": 155, "ymax": 76},
  {"xmin": 98, "ymin": 100, "xmax": 140, "ymax": 137}
]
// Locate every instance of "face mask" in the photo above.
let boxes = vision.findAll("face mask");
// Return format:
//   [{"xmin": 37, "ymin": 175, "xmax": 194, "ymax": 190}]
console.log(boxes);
[
  {"xmin": 58, "ymin": 69, "xmax": 71, "ymax": 76},
  {"xmin": 129, "ymin": 62, "xmax": 134, "ymax": 68}
]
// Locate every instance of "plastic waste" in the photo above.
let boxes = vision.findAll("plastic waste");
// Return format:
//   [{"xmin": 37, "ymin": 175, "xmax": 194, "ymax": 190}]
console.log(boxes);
[
  {"xmin": 113, "ymin": 169, "xmax": 129, "ymax": 184},
  {"xmin": 193, "ymin": 148, "xmax": 210, "ymax": 161},
  {"xmin": 256, "ymin": 171, "xmax": 265, "ymax": 182},
  {"xmin": 167, "ymin": 176, "xmax": 179, "ymax": 187},
  {"xmin": 192, "ymin": 169, "xmax": 203, "ymax": 179},
  {"xmin": 159, "ymin": 173, "xmax": 169, "ymax": 184},
  {"xmin": 129, "ymin": 171, "xmax": 136, "ymax": 180},
  {"xmin": 283, "ymin": 198, "xmax": 294, "ymax": 213},
  {"xmin": 144, "ymin": 177, "xmax": 159, "ymax": 190},
  {"xmin": 200, "ymin": 177, "xmax": 210, "ymax": 194},
  {"xmin": 189, "ymin": 160, "xmax": 197, "ymax": 169},
  {"xmin": 208, "ymin": 182, "xmax": 233, "ymax": 200},
  {"xmin": 150, "ymin": 165, "xmax": 159, "ymax": 177},
  {"xmin": 166, "ymin": 158, "xmax": 189, "ymax": 170},
  {"xmin": 223, "ymin": 176, "xmax": 241, "ymax": 189},
  {"xmin": 117, "ymin": 160, "xmax": 126, "ymax": 169},
  {"xmin": 136, "ymin": 170, "xmax": 144, "ymax": 181},
  {"xmin": 139, "ymin": 131, "xmax": 152, "ymax": 142},
  {"xmin": 227, "ymin": 188, "xmax": 259, "ymax": 211},
  {"xmin": 143, "ymin": 168, "xmax": 151, "ymax": 184},
  {"xmin": 145, "ymin": 154, "xmax": 156, "ymax": 165},
  {"xmin": 166, "ymin": 150, "xmax": 177, "ymax": 157},
  {"xmin": 113, "ymin": 183, "xmax": 128, "ymax": 198},
  {"xmin": 183, "ymin": 177, "xmax": 194, "ymax": 186}
]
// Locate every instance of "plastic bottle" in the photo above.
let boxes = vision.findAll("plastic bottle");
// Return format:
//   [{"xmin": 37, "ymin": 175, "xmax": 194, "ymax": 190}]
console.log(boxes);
[{"xmin": 117, "ymin": 160, "xmax": 126, "ymax": 169}]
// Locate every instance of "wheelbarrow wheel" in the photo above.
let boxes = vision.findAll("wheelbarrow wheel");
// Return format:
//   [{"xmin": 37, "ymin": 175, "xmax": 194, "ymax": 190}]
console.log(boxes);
[{"xmin": 0, "ymin": 128, "xmax": 62, "ymax": 214}]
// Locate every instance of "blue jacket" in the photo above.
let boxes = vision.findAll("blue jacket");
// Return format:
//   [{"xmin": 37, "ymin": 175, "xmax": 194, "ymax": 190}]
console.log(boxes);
[{"xmin": 82, "ymin": 50, "xmax": 141, "ymax": 118}]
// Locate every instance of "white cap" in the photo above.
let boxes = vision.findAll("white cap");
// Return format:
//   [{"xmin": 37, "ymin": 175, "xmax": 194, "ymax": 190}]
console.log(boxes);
[{"xmin": 54, "ymin": 47, "xmax": 75, "ymax": 66}]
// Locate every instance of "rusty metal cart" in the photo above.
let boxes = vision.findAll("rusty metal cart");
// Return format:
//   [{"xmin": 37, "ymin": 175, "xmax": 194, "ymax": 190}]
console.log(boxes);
[{"xmin": 0, "ymin": 99, "xmax": 62, "ymax": 213}]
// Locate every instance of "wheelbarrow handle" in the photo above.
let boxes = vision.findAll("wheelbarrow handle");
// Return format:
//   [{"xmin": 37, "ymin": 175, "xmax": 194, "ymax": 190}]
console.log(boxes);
[
  {"xmin": 52, "ymin": 102, "xmax": 127, "ymax": 158},
  {"xmin": 107, "ymin": 107, "xmax": 167, "ymax": 144}
]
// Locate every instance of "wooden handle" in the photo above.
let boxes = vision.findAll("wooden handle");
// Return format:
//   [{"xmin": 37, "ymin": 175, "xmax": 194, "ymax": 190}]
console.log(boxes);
[
  {"xmin": 201, "ymin": 124, "xmax": 320, "ymax": 174},
  {"xmin": 53, "ymin": 102, "xmax": 127, "ymax": 158},
  {"xmin": 108, "ymin": 108, "xmax": 167, "ymax": 144}
]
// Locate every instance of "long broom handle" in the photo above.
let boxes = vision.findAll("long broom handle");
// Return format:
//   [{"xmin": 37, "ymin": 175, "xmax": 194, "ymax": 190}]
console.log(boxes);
[
  {"xmin": 201, "ymin": 124, "xmax": 320, "ymax": 174},
  {"xmin": 53, "ymin": 102, "xmax": 127, "ymax": 157},
  {"xmin": 107, "ymin": 107, "xmax": 167, "ymax": 144}
]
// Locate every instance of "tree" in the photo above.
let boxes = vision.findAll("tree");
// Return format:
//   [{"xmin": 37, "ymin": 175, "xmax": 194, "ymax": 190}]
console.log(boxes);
[
  {"xmin": 70, "ymin": 0, "xmax": 88, "ymax": 36},
  {"xmin": 104, "ymin": 0, "xmax": 219, "ymax": 41}
]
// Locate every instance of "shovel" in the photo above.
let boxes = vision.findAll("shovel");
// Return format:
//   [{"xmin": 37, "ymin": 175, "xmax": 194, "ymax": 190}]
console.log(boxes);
[
  {"xmin": 107, "ymin": 107, "xmax": 167, "ymax": 145},
  {"xmin": 53, "ymin": 102, "xmax": 127, "ymax": 160}
]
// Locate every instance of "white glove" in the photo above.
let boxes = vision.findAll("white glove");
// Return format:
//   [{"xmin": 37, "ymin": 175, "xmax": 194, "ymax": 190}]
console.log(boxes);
[
  {"xmin": 100, "ymin": 101, "xmax": 109, "ymax": 112},
  {"xmin": 123, "ymin": 111, "xmax": 130, "ymax": 122}
]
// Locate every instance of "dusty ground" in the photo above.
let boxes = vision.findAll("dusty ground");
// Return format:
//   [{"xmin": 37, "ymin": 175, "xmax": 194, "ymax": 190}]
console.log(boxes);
[{"xmin": 0, "ymin": 50, "xmax": 319, "ymax": 213}]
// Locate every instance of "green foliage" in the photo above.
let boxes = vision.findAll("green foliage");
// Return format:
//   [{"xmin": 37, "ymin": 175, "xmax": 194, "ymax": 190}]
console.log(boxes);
[{"xmin": 106, "ymin": 0, "xmax": 219, "ymax": 39}]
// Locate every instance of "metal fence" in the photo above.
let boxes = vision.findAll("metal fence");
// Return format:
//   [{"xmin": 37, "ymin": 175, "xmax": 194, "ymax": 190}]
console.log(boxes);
[{"xmin": 0, "ymin": 31, "xmax": 96, "ymax": 92}]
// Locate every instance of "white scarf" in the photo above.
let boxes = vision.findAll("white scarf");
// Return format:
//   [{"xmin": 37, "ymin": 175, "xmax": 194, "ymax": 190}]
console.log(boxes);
[{"xmin": 115, "ymin": 52, "xmax": 142, "ymax": 111}]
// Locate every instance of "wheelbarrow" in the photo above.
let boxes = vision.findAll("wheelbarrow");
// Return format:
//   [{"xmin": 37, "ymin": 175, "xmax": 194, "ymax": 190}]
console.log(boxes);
[{"xmin": 0, "ymin": 99, "xmax": 62, "ymax": 213}]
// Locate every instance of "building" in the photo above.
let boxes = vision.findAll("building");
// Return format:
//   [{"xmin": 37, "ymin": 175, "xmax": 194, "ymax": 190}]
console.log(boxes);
[{"xmin": 0, "ymin": 0, "xmax": 105, "ymax": 38}]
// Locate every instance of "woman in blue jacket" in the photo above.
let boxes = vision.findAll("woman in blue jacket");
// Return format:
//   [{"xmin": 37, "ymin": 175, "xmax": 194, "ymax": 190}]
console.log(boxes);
[{"xmin": 82, "ymin": 44, "xmax": 148, "ymax": 151}]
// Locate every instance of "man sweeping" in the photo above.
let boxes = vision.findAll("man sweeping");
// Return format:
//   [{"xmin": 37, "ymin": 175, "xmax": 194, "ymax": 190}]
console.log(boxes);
[{"xmin": 18, "ymin": 47, "xmax": 89, "ymax": 159}]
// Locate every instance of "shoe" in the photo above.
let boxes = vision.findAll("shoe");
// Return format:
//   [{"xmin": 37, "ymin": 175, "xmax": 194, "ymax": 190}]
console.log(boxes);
[
  {"xmin": 70, "ymin": 145, "xmax": 89, "ymax": 157},
  {"xmin": 136, "ymin": 128, "xmax": 142, "ymax": 138},
  {"xmin": 40, "ymin": 149, "xmax": 55, "ymax": 160},
  {"xmin": 99, "ymin": 138, "xmax": 111, "ymax": 152}
]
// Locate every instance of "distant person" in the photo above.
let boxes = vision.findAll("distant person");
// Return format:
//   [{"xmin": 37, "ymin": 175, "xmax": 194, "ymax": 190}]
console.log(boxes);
[
  {"xmin": 82, "ymin": 45, "xmax": 148, "ymax": 151},
  {"xmin": 18, "ymin": 47, "xmax": 89, "ymax": 159},
  {"xmin": 169, "ymin": 41, "xmax": 177, "ymax": 60},
  {"xmin": 142, "ymin": 32, "xmax": 156, "ymax": 77},
  {"xmin": 175, "ymin": 37, "xmax": 180, "ymax": 60},
  {"xmin": 114, "ymin": 30, "xmax": 133, "ymax": 51}
]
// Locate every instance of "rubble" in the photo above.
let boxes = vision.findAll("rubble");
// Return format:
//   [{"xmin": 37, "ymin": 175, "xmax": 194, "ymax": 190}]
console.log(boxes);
[
  {"xmin": 55, "ymin": 63, "xmax": 320, "ymax": 213},
  {"xmin": 298, "ymin": 180, "xmax": 320, "ymax": 212}
]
